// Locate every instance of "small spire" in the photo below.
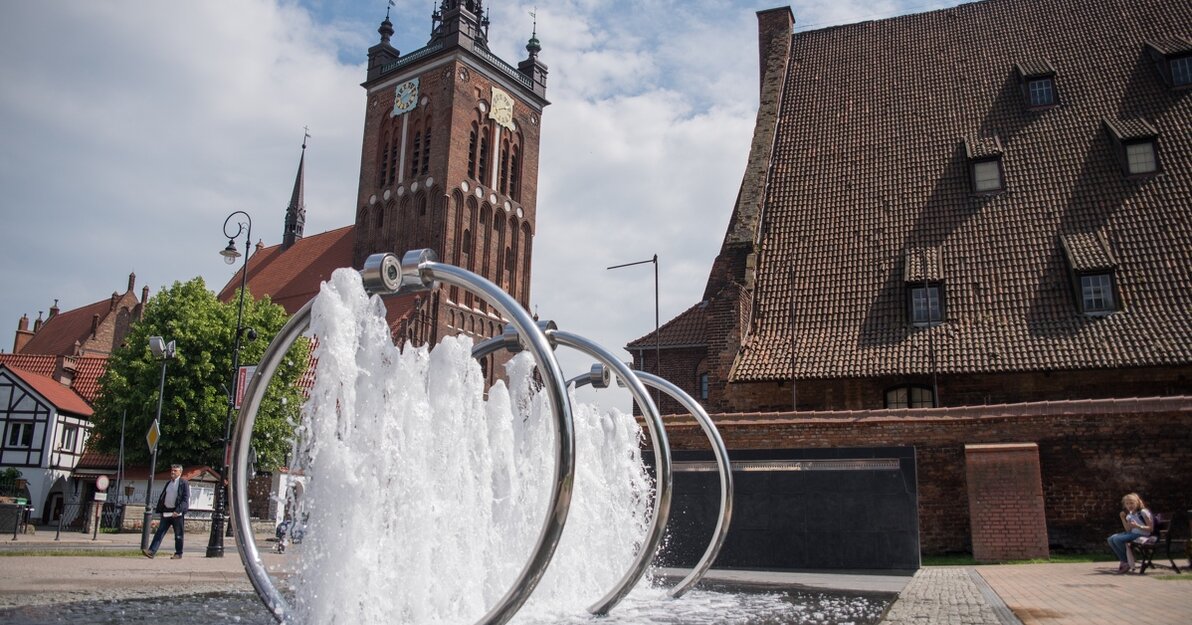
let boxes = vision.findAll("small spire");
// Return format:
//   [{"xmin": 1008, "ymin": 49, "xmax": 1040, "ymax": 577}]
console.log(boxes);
[
  {"xmin": 283, "ymin": 130, "xmax": 308, "ymax": 251},
  {"xmin": 526, "ymin": 7, "xmax": 541, "ymax": 58},
  {"xmin": 379, "ymin": 2, "xmax": 395, "ymax": 44}
]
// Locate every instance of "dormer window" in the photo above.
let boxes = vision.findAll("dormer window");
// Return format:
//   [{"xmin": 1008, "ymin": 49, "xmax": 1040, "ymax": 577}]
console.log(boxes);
[
  {"xmin": 1144, "ymin": 37, "xmax": 1192, "ymax": 89},
  {"xmin": 964, "ymin": 136, "xmax": 1005, "ymax": 194},
  {"xmin": 905, "ymin": 247, "xmax": 945, "ymax": 326},
  {"xmin": 1060, "ymin": 232, "xmax": 1120, "ymax": 316},
  {"xmin": 1015, "ymin": 60, "xmax": 1058, "ymax": 108},
  {"xmin": 1103, "ymin": 118, "xmax": 1161, "ymax": 177}
]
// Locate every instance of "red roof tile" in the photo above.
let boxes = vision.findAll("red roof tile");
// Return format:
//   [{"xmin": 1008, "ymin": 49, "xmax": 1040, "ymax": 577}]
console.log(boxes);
[
  {"xmin": 19, "ymin": 292, "xmax": 138, "ymax": 356},
  {"xmin": 726, "ymin": 0, "xmax": 1192, "ymax": 381},
  {"xmin": 218, "ymin": 226, "xmax": 356, "ymax": 314},
  {"xmin": 1, "ymin": 365, "xmax": 93, "ymax": 416},
  {"xmin": 626, "ymin": 301, "xmax": 708, "ymax": 349},
  {"xmin": 0, "ymin": 354, "xmax": 107, "ymax": 403}
]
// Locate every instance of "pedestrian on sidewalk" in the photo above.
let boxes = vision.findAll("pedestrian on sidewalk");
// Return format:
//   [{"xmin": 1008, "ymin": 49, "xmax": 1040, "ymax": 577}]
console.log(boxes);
[
  {"xmin": 1107, "ymin": 492, "xmax": 1152, "ymax": 574},
  {"xmin": 143, "ymin": 464, "xmax": 190, "ymax": 560}
]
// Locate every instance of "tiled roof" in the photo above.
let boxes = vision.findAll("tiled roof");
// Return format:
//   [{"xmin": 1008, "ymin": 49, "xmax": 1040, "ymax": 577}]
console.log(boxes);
[
  {"xmin": 964, "ymin": 135, "xmax": 1004, "ymax": 159},
  {"xmin": 218, "ymin": 225, "xmax": 356, "ymax": 315},
  {"xmin": 731, "ymin": 0, "xmax": 1192, "ymax": 381},
  {"xmin": 74, "ymin": 441, "xmax": 118, "ymax": 472},
  {"xmin": 19, "ymin": 292, "xmax": 135, "ymax": 356},
  {"xmin": 1, "ymin": 365, "xmax": 93, "ymax": 416},
  {"xmin": 1015, "ymin": 59, "xmax": 1056, "ymax": 78},
  {"xmin": 1103, "ymin": 117, "xmax": 1159, "ymax": 140},
  {"xmin": 1060, "ymin": 232, "xmax": 1117, "ymax": 272},
  {"xmin": 0, "ymin": 354, "xmax": 107, "ymax": 403},
  {"xmin": 1145, "ymin": 36, "xmax": 1192, "ymax": 56},
  {"xmin": 626, "ymin": 301, "xmax": 708, "ymax": 349}
]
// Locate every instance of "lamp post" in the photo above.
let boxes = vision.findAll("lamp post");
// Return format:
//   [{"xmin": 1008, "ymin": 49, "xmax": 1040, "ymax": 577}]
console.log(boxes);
[
  {"xmin": 208, "ymin": 210, "xmax": 252, "ymax": 558},
  {"xmin": 140, "ymin": 336, "xmax": 177, "ymax": 551},
  {"xmin": 607, "ymin": 255, "xmax": 660, "ymax": 406}
]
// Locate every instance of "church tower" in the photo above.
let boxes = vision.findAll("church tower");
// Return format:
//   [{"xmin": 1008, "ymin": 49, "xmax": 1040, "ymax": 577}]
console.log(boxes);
[
  {"xmin": 353, "ymin": 1, "xmax": 548, "ymax": 355},
  {"xmin": 281, "ymin": 134, "xmax": 308, "ymax": 251}
]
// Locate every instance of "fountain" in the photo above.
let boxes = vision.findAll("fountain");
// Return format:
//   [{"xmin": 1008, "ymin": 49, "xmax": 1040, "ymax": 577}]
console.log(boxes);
[{"xmin": 0, "ymin": 250, "xmax": 896, "ymax": 625}]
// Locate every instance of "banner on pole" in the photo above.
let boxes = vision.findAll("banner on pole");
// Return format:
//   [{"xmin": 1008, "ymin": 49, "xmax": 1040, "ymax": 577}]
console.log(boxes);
[{"xmin": 235, "ymin": 365, "xmax": 257, "ymax": 409}]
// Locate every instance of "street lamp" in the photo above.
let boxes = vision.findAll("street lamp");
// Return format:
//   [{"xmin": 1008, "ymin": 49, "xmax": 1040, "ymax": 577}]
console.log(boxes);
[
  {"xmin": 208, "ymin": 210, "xmax": 252, "ymax": 558},
  {"xmin": 607, "ymin": 255, "xmax": 660, "ymax": 405},
  {"xmin": 140, "ymin": 335, "xmax": 177, "ymax": 551}
]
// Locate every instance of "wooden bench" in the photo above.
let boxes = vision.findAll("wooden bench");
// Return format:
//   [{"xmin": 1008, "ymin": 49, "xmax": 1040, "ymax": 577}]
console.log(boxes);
[{"xmin": 1132, "ymin": 512, "xmax": 1183, "ymax": 574}]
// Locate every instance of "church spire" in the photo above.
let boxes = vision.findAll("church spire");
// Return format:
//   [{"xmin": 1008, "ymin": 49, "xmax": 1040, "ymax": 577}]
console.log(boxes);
[
  {"xmin": 282, "ymin": 129, "xmax": 309, "ymax": 251},
  {"xmin": 429, "ymin": 0, "xmax": 490, "ymax": 48}
]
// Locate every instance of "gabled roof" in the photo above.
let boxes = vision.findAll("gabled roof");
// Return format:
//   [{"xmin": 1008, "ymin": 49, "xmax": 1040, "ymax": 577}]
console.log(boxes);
[
  {"xmin": 218, "ymin": 225, "xmax": 356, "ymax": 315},
  {"xmin": 19, "ymin": 291, "xmax": 137, "ymax": 356},
  {"xmin": 0, "ymin": 364, "xmax": 93, "ymax": 416},
  {"xmin": 626, "ymin": 301, "xmax": 708, "ymax": 350},
  {"xmin": 727, "ymin": 0, "xmax": 1192, "ymax": 381},
  {"xmin": 0, "ymin": 354, "xmax": 107, "ymax": 403}
]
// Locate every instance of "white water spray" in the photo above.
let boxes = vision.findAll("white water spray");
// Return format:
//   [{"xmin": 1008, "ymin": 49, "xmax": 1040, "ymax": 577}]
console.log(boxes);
[{"xmin": 287, "ymin": 269, "xmax": 653, "ymax": 625}]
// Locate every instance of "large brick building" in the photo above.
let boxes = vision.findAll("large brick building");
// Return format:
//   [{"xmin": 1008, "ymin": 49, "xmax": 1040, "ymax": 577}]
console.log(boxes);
[
  {"xmin": 220, "ymin": 0, "xmax": 547, "ymax": 383},
  {"xmin": 631, "ymin": 0, "xmax": 1191, "ymax": 557}
]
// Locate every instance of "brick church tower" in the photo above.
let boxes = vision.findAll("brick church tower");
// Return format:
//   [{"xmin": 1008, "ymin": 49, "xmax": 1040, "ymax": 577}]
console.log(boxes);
[{"xmin": 351, "ymin": 1, "xmax": 548, "ymax": 365}]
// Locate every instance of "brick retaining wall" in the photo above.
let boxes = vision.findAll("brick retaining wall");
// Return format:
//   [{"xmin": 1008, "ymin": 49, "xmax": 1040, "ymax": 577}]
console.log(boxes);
[{"xmin": 661, "ymin": 396, "xmax": 1192, "ymax": 554}]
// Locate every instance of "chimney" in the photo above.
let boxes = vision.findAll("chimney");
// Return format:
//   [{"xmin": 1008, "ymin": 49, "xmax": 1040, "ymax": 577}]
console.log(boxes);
[
  {"xmin": 110, "ymin": 291, "xmax": 119, "ymax": 310},
  {"xmin": 13, "ymin": 314, "xmax": 33, "ymax": 353},
  {"xmin": 91, "ymin": 314, "xmax": 100, "ymax": 338},
  {"xmin": 54, "ymin": 355, "xmax": 78, "ymax": 387},
  {"xmin": 48, "ymin": 299, "xmax": 60, "ymax": 319},
  {"xmin": 128, "ymin": 272, "xmax": 136, "ymax": 293},
  {"xmin": 33, "ymin": 311, "xmax": 43, "ymax": 332},
  {"xmin": 142, "ymin": 285, "xmax": 150, "ymax": 303}
]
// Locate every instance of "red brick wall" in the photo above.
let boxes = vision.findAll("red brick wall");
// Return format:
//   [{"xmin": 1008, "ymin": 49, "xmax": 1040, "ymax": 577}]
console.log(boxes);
[
  {"xmin": 660, "ymin": 397, "xmax": 1192, "ymax": 555},
  {"xmin": 965, "ymin": 443, "xmax": 1049, "ymax": 561}
]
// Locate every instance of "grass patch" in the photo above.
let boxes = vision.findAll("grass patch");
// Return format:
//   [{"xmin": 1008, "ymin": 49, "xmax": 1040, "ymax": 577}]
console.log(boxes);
[
  {"xmin": 0, "ymin": 549, "xmax": 143, "ymax": 557},
  {"xmin": 1154, "ymin": 574, "xmax": 1192, "ymax": 581}
]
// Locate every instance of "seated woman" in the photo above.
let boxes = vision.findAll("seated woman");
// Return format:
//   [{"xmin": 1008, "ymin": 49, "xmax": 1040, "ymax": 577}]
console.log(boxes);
[{"xmin": 1107, "ymin": 492, "xmax": 1153, "ymax": 574}]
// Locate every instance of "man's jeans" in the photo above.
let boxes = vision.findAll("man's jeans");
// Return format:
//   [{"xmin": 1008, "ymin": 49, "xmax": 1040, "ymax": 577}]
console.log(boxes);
[{"xmin": 149, "ymin": 514, "xmax": 185, "ymax": 556}]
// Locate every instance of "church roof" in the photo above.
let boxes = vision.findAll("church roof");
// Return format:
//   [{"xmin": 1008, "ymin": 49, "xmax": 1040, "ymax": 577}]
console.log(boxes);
[
  {"xmin": 218, "ymin": 225, "xmax": 356, "ymax": 315},
  {"xmin": 0, "ymin": 364, "xmax": 93, "ymax": 416},
  {"xmin": 0, "ymin": 354, "xmax": 107, "ymax": 403},
  {"xmin": 626, "ymin": 301, "xmax": 708, "ymax": 350},
  {"xmin": 724, "ymin": 0, "xmax": 1192, "ymax": 381}
]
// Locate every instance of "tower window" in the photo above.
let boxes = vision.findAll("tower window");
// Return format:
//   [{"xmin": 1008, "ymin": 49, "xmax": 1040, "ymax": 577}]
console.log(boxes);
[
  {"xmin": 422, "ymin": 126, "xmax": 432, "ymax": 175},
  {"xmin": 1080, "ymin": 273, "xmax": 1116, "ymax": 314},
  {"xmin": 499, "ymin": 142, "xmax": 510, "ymax": 195},
  {"xmin": 467, "ymin": 126, "xmax": 478, "ymax": 179},
  {"xmin": 510, "ymin": 147, "xmax": 521, "ymax": 201},
  {"xmin": 885, "ymin": 385, "xmax": 935, "ymax": 409},
  {"xmin": 478, "ymin": 128, "xmax": 491, "ymax": 183},
  {"xmin": 909, "ymin": 283, "xmax": 944, "ymax": 326},
  {"xmin": 410, "ymin": 131, "xmax": 422, "ymax": 178}
]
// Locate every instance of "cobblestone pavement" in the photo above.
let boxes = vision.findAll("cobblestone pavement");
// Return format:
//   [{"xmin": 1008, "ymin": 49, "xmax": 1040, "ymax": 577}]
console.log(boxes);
[{"xmin": 879, "ymin": 567, "xmax": 1014, "ymax": 625}]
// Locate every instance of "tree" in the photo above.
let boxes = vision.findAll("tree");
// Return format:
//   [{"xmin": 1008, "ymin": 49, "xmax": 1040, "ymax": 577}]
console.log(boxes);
[{"xmin": 91, "ymin": 277, "xmax": 309, "ymax": 471}]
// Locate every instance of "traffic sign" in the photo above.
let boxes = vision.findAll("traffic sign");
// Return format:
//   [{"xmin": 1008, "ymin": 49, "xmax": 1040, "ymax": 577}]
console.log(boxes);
[
  {"xmin": 146, "ymin": 419, "xmax": 161, "ymax": 452},
  {"xmin": 96, "ymin": 475, "xmax": 109, "ymax": 492}
]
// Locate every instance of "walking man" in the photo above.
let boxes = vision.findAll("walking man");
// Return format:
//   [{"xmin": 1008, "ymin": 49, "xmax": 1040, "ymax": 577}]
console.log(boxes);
[{"xmin": 144, "ymin": 464, "xmax": 190, "ymax": 559}]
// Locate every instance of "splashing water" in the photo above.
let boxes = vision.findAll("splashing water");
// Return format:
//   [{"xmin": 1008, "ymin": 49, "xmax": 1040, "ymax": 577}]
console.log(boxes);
[{"xmin": 286, "ymin": 269, "xmax": 653, "ymax": 625}]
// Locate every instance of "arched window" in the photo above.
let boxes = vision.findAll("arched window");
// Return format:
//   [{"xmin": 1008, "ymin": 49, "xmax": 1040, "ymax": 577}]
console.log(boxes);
[
  {"xmin": 410, "ymin": 131, "xmax": 422, "ymax": 178},
  {"xmin": 478, "ymin": 127, "xmax": 491, "ymax": 184},
  {"xmin": 510, "ymin": 145, "xmax": 522, "ymax": 201},
  {"xmin": 378, "ymin": 129, "xmax": 391, "ymax": 187},
  {"xmin": 418, "ymin": 193, "xmax": 427, "ymax": 217},
  {"xmin": 499, "ymin": 139, "xmax": 510, "ymax": 195},
  {"xmin": 421, "ymin": 122, "xmax": 432, "ymax": 176},
  {"xmin": 520, "ymin": 223, "xmax": 533, "ymax": 305},
  {"xmin": 467, "ymin": 124, "xmax": 478, "ymax": 179},
  {"xmin": 374, "ymin": 205, "xmax": 384, "ymax": 229}
]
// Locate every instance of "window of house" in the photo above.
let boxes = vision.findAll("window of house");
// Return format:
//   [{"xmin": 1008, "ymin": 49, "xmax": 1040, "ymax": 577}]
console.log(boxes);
[
  {"xmin": 965, "ymin": 136, "xmax": 1005, "ymax": 194},
  {"xmin": 909, "ymin": 283, "xmax": 944, "ymax": 325},
  {"xmin": 885, "ymin": 385, "xmax": 935, "ymax": 408},
  {"xmin": 59, "ymin": 425, "xmax": 78, "ymax": 452},
  {"xmin": 698, "ymin": 372, "xmax": 710, "ymax": 401},
  {"xmin": 1080, "ymin": 273, "xmax": 1116, "ymax": 314},
  {"xmin": 1027, "ymin": 77, "xmax": 1055, "ymax": 106},
  {"xmin": 972, "ymin": 159, "xmax": 1003, "ymax": 192},
  {"xmin": 7, "ymin": 422, "xmax": 33, "ymax": 447},
  {"xmin": 1103, "ymin": 117, "xmax": 1161, "ymax": 177},
  {"xmin": 1173, "ymin": 56, "xmax": 1192, "ymax": 87},
  {"xmin": 1125, "ymin": 141, "xmax": 1158, "ymax": 174}
]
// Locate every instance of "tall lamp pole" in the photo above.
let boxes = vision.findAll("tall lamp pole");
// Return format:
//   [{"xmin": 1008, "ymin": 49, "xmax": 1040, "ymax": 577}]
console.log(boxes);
[
  {"xmin": 607, "ymin": 255, "xmax": 660, "ymax": 405},
  {"xmin": 140, "ymin": 336, "xmax": 176, "ymax": 551},
  {"xmin": 208, "ymin": 210, "xmax": 252, "ymax": 558}
]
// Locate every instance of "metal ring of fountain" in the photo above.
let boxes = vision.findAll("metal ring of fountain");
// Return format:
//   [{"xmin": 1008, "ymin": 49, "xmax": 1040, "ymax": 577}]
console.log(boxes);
[
  {"xmin": 472, "ymin": 327, "xmax": 672, "ymax": 615},
  {"xmin": 230, "ymin": 249, "xmax": 577, "ymax": 625},
  {"xmin": 569, "ymin": 364, "xmax": 734, "ymax": 599}
]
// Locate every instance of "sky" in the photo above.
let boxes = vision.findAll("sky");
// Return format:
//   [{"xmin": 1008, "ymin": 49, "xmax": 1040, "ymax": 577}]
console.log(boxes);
[{"xmin": 0, "ymin": 0, "xmax": 966, "ymax": 410}]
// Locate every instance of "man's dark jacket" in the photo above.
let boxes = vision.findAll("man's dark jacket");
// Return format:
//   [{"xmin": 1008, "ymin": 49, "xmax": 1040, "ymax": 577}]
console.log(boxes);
[{"xmin": 154, "ymin": 478, "xmax": 190, "ymax": 515}]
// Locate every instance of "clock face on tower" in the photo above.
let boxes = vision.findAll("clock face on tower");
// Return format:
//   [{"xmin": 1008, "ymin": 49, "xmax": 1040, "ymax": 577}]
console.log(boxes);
[{"xmin": 392, "ymin": 78, "xmax": 420, "ymax": 116}]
